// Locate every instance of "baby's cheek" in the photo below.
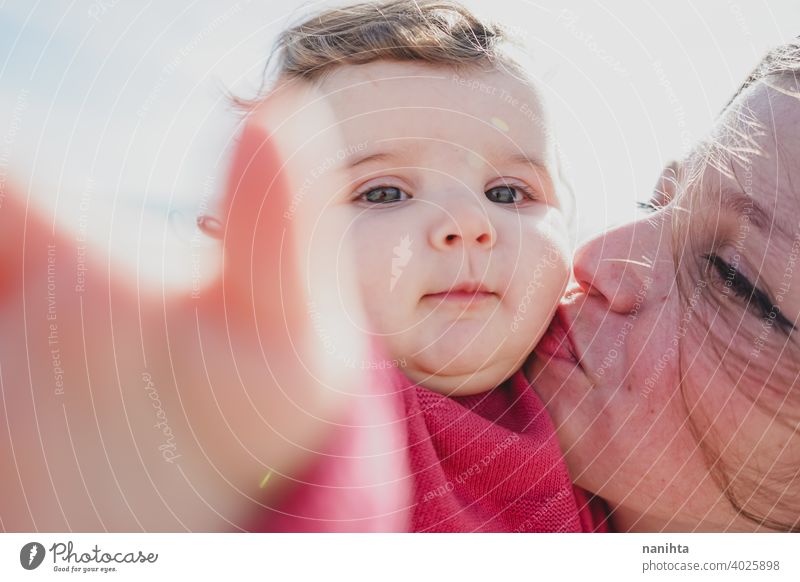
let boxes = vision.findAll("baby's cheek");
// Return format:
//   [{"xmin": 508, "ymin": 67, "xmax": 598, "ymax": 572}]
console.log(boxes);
[
  {"xmin": 519, "ymin": 211, "xmax": 571, "ymax": 275},
  {"xmin": 514, "ymin": 234, "xmax": 570, "ymax": 300},
  {"xmin": 354, "ymin": 251, "xmax": 417, "ymax": 338},
  {"xmin": 349, "ymin": 222, "xmax": 391, "ymax": 287},
  {"xmin": 504, "ymin": 239, "xmax": 570, "ymax": 349}
]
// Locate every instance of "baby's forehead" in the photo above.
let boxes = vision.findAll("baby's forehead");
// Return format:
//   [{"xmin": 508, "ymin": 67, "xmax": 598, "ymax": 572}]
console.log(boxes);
[
  {"xmin": 317, "ymin": 60, "xmax": 555, "ymax": 169},
  {"xmin": 319, "ymin": 59, "xmax": 540, "ymax": 97}
]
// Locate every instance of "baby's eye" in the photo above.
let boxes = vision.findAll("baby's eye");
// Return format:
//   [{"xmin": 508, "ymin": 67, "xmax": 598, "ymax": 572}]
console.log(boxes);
[
  {"xmin": 485, "ymin": 185, "xmax": 532, "ymax": 204},
  {"xmin": 359, "ymin": 186, "xmax": 410, "ymax": 204}
]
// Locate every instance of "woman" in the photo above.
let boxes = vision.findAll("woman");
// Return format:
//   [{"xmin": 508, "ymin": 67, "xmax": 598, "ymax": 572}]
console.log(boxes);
[{"xmin": 530, "ymin": 39, "xmax": 800, "ymax": 532}]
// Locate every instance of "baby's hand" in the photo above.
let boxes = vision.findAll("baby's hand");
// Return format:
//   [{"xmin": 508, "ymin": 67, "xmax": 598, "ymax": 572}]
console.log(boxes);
[{"xmin": 0, "ymin": 81, "xmax": 371, "ymax": 531}]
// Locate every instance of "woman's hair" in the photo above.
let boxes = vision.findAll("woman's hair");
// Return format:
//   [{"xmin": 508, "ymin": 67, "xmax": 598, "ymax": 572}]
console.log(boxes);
[
  {"xmin": 726, "ymin": 38, "xmax": 800, "ymax": 108},
  {"xmin": 235, "ymin": 0, "xmax": 526, "ymax": 105},
  {"xmin": 674, "ymin": 38, "xmax": 800, "ymax": 531}
]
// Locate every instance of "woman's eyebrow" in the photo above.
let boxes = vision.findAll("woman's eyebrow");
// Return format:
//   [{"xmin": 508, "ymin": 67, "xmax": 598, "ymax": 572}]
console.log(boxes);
[{"xmin": 720, "ymin": 188, "xmax": 793, "ymax": 239}]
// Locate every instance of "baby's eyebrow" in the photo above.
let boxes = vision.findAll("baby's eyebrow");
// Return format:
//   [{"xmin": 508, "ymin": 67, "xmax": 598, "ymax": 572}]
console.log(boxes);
[
  {"xmin": 345, "ymin": 141, "xmax": 419, "ymax": 169},
  {"xmin": 498, "ymin": 152, "xmax": 549, "ymax": 174},
  {"xmin": 346, "ymin": 151, "xmax": 395, "ymax": 169},
  {"xmin": 345, "ymin": 146, "xmax": 549, "ymax": 175}
]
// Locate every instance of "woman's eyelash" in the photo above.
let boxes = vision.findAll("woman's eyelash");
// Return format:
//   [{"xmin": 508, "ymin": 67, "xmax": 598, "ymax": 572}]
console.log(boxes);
[
  {"xmin": 636, "ymin": 200, "xmax": 662, "ymax": 214},
  {"xmin": 702, "ymin": 253, "xmax": 795, "ymax": 333}
]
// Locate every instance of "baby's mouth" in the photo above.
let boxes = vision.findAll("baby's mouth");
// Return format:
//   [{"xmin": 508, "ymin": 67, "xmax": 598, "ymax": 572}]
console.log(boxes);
[{"xmin": 421, "ymin": 282, "xmax": 497, "ymax": 306}]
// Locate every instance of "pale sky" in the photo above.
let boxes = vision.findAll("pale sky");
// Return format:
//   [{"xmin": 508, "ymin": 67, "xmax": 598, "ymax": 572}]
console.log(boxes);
[{"xmin": 0, "ymin": 0, "xmax": 797, "ymax": 284}]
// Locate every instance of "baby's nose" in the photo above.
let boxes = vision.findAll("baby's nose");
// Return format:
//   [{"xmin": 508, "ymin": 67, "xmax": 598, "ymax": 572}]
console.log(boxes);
[{"xmin": 429, "ymin": 202, "xmax": 496, "ymax": 251}]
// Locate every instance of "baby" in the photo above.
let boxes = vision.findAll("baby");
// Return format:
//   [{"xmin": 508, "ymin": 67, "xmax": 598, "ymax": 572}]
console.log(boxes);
[{"xmin": 236, "ymin": 0, "xmax": 607, "ymax": 532}]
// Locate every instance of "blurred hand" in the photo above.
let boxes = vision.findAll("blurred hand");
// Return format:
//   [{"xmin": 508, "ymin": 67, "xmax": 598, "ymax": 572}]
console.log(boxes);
[{"xmin": 0, "ymin": 81, "xmax": 372, "ymax": 531}]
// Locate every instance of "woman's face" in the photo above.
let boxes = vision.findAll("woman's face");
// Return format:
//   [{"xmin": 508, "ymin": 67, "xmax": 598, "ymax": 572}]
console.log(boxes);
[{"xmin": 531, "ymin": 79, "xmax": 800, "ymax": 531}]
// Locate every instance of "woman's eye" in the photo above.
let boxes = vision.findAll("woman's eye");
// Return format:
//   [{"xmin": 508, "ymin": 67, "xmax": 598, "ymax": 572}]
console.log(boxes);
[
  {"xmin": 359, "ymin": 186, "xmax": 409, "ymax": 204},
  {"xmin": 703, "ymin": 253, "xmax": 795, "ymax": 333},
  {"xmin": 485, "ymin": 185, "xmax": 533, "ymax": 204}
]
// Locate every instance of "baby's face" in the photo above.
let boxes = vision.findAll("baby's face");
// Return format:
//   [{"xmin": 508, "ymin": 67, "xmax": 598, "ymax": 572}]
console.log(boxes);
[{"xmin": 313, "ymin": 61, "xmax": 570, "ymax": 395}]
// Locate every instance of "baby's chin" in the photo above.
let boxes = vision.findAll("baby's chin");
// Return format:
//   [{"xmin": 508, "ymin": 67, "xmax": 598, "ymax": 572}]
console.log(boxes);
[{"xmin": 402, "ymin": 352, "xmax": 521, "ymax": 396}]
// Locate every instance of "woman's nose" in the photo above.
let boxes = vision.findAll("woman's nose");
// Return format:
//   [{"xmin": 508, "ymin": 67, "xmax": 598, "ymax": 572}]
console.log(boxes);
[
  {"xmin": 572, "ymin": 215, "xmax": 670, "ymax": 313},
  {"xmin": 429, "ymin": 198, "xmax": 496, "ymax": 251}
]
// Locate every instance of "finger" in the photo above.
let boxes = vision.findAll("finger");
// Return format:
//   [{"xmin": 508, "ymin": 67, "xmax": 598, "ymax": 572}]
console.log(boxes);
[
  {"xmin": 194, "ymin": 79, "xmax": 373, "ymax": 489},
  {"xmin": 0, "ymin": 183, "xmax": 34, "ymax": 302},
  {"xmin": 220, "ymin": 80, "xmax": 351, "ymax": 326}
]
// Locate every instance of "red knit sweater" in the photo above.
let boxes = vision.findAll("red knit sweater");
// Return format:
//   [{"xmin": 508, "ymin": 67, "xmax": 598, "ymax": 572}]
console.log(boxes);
[{"xmin": 250, "ymin": 363, "xmax": 608, "ymax": 532}]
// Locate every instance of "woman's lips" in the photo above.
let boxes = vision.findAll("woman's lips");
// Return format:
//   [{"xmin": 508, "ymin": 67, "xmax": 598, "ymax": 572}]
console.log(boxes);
[{"xmin": 535, "ymin": 309, "xmax": 579, "ymax": 363}]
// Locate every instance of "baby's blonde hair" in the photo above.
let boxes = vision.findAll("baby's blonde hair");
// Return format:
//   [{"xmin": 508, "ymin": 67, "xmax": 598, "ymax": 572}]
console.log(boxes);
[{"xmin": 239, "ymin": 0, "xmax": 526, "ymax": 100}]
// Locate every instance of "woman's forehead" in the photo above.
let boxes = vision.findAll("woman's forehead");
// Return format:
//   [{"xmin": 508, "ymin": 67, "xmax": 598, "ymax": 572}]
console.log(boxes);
[
  {"xmin": 694, "ymin": 81, "xmax": 800, "ymax": 228},
  {"xmin": 722, "ymin": 80, "xmax": 800, "ymax": 174}
]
